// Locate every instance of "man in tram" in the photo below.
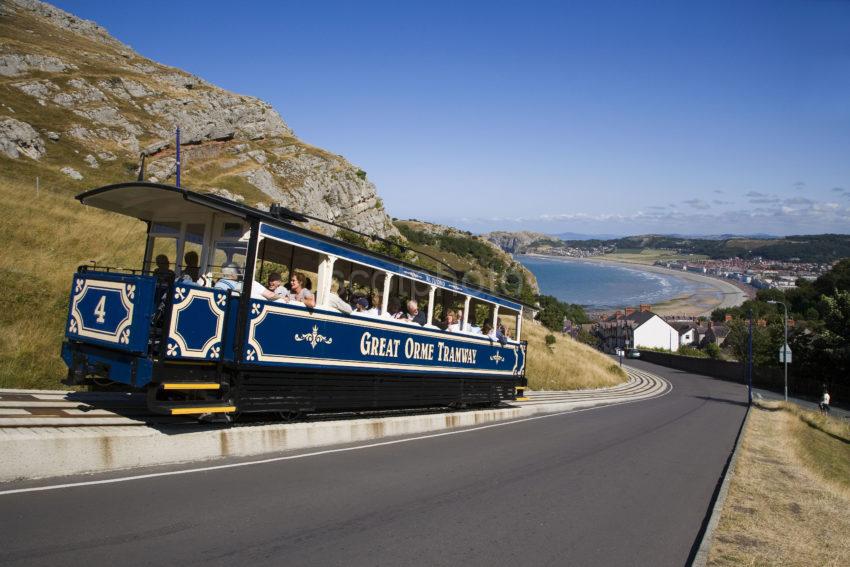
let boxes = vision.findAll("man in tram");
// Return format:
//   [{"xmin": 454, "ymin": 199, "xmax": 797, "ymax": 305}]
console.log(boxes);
[
  {"xmin": 405, "ymin": 300, "xmax": 427, "ymax": 326},
  {"xmin": 214, "ymin": 264, "xmax": 242, "ymax": 293},
  {"xmin": 179, "ymin": 251, "xmax": 200, "ymax": 283},
  {"xmin": 326, "ymin": 278, "xmax": 353, "ymax": 314},
  {"xmin": 283, "ymin": 272, "xmax": 316, "ymax": 308},
  {"xmin": 266, "ymin": 272, "xmax": 287, "ymax": 298},
  {"xmin": 153, "ymin": 254, "xmax": 175, "ymax": 279}
]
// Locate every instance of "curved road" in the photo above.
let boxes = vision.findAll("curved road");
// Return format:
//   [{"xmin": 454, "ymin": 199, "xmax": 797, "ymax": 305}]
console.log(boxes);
[{"xmin": 0, "ymin": 360, "xmax": 747, "ymax": 566}]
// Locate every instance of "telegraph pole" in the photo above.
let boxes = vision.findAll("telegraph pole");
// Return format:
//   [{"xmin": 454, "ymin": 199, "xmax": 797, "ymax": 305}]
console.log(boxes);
[{"xmin": 747, "ymin": 310, "xmax": 753, "ymax": 405}]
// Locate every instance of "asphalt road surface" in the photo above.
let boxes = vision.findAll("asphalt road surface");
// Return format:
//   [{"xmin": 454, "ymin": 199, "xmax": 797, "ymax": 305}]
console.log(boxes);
[{"xmin": 0, "ymin": 360, "xmax": 747, "ymax": 567}]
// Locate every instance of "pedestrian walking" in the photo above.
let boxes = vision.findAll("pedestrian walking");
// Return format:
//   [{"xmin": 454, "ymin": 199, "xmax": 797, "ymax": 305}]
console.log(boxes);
[{"xmin": 819, "ymin": 390, "xmax": 831, "ymax": 414}]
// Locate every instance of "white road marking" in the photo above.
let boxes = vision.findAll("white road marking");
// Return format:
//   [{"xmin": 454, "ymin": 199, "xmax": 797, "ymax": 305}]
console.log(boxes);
[{"xmin": 0, "ymin": 374, "xmax": 670, "ymax": 497}]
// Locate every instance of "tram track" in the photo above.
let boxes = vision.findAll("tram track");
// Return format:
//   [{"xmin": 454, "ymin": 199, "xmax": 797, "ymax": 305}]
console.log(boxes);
[{"xmin": 0, "ymin": 367, "xmax": 669, "ymax": 429}]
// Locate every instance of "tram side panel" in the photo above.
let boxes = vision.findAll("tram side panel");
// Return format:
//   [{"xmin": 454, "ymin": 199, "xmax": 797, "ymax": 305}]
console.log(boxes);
[
  {"xmin": 234, "ymin": 299, "xmax": 525, "ymax": 411},
  {"xmin": 62, "ymin": 271, "xmax": 158, "ymax": 387}
]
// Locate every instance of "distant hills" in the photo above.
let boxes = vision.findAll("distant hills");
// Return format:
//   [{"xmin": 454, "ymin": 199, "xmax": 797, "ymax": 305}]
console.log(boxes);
[{"xmin": 486, "ymin": 232, "xmax": 850, "ymax": 263}]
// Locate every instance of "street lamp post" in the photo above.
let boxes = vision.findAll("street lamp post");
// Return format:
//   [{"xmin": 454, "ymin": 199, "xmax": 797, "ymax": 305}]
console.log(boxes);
[{"xmin": 768, "ymin": 300, "xmax": 789, "ymax": 401}]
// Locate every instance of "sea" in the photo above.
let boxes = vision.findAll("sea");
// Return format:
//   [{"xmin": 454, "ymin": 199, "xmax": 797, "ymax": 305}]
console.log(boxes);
[{"xmin": 518, "ymin": 255, "xmax": 700, "ymax": 311}]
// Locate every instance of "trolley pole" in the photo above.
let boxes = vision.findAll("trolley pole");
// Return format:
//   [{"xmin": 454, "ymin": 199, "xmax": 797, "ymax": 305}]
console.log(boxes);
[{"xmin": 175, "ymin": 126, "xmax": 181, "ymax": 188}]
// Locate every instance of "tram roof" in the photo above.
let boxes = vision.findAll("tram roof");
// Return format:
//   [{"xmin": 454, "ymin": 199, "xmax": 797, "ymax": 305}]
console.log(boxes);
[{"xmin": 77, "ymin": 182, "xmax": 531, "ymax": 311}]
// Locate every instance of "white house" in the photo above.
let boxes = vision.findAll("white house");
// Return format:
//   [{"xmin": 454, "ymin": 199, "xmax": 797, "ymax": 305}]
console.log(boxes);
[
  {"xmin": 598, "ymin": 306, "xmax": 681, "ymax": 353},
  {"xmin": 627, "ymin": 311, "xmax": 680, "ymax": 352},
  {"xmin": 673, "ymin": 322, "xmax": 697, "ymax": 347}
]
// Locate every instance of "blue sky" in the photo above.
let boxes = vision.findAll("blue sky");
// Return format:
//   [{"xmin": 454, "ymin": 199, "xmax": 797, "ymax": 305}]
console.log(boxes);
[{"xmin": 54, "ymin": 0, "xmax": 850, "ymax": 236}]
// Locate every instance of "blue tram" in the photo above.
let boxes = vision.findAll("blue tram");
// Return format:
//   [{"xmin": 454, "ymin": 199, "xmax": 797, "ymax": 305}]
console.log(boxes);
[{"xmin": 62, "ymin": 182, "xmax": 528, "ymax": 418}]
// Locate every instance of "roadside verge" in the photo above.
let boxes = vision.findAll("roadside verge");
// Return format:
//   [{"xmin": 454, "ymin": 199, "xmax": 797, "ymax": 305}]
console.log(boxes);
[{"xmin": 0, "ymin": 367, "xmax": 669, "ymax": 483}]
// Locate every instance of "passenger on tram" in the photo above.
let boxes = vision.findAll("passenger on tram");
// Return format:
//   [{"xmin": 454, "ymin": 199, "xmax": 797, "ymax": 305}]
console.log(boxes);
[
  {"xmin": 282, "ymin": 271, "xmax": 315, "ymax": 308},
  {"xmin": 267, "ymin": 272, "xmax": 283, "ymax": 293},
  {"xmin": 249, "ymin": 272, "xmax": 287, "ymax": 301},
  {"xmin": 367, "ymin": 293, "xmax": 383, "ymax": 317},
  {"xmin": 353, "ymin": 297, "xmax": 370, "ymax": 314},
  {"xmin": 214, "ymin": 264, "xmax": 242, "ymax": 293},
  {"xmin": 386, "ymin": 297, "xmax": 403, "ymax": 319},
  {"xmin": 455, "ymin": 309, "xmax": 467, "ymax": 332},
  {"xmin": 497, "ymin": 318, "xmax": 510, "ymax": 340},
  {"xmin": 153, "ymin": 254, "xmax": 175, "ymax": 279},
  {"xmin": 443, "ymin": 309, "xmax": 461, "ymax": 332},
  {"xmin": 179, "ymin": 251, "xmax": 200, "ymax": 283},
  {"xmin": 482, "ymin": 321, "xmax": 507, "ymax": 345},
  {"xmin": 405, "ymin": 300, "xmax": 427, "ymax": 326},
  {"xmin": 326, "ymin": 278, "xmax": 353, "ymax": 314}
]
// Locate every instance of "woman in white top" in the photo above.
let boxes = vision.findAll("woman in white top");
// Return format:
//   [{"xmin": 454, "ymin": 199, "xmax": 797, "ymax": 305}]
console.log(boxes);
[{"xmin": 444, "ymin": 309, "xmax": 461, "ymax": 332}]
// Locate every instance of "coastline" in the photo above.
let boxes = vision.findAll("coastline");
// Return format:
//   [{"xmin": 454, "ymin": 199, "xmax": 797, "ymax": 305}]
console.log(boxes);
[{"xmin": 520, "ymin": 253, "xmax": 750, "ymax": 317}]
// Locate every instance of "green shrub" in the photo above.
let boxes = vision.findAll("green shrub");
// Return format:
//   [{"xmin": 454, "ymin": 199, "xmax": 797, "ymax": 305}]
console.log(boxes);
[
  {"xmin": 545, "ymin": 334, "xmax": 556, "ymax": 347},
  {"xmin": 705, "ymin": 342, "xmax": 721, "ymax": 359},
  {"xmin": 678, "ymin": 345, "xmax": 709, "ymax": 358}
]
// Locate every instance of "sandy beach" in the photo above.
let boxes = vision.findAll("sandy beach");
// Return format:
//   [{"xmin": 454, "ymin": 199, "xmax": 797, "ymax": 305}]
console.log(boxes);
[{"xmin": 525, "ymin": 254, "xmax": 750, "ymax": 317}]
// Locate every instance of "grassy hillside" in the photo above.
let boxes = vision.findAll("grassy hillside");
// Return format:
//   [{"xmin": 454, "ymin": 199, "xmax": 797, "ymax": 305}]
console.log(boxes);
[
  {"xmin": 708, "ymin": 402, "xmax": 850, "ymax": 565},
  {"xmin": 524, "ymin": 322, "xmax": 625, "ymax": 390},
  {"xmin": 0, "ymin": 178, "xmax": 145, "ymax": 388}
]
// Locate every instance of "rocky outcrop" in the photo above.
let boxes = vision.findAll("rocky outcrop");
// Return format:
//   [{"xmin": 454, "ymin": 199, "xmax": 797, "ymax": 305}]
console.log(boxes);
[
  {"xmin": 485, "ymin": 231, "xmax": 555, "ymax": 254},
  {"xmin": 60, "ymin": 166, "xmax": 82, "ymax": 179},
  {"xmin": 1, "ymin": 0, "xmax": 399, "ymax": 239},
  {"xmin": 0, "ymin": 117, "xmax": 45, "ymax": 159},
  {"xmin": 0, "ymin": 52, "xmax": 76, "ymax": 77}
]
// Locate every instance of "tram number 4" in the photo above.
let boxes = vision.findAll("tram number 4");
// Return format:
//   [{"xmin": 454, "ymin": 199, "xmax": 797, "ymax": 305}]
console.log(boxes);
[{"xmin": 94, "ymin": 296, "xmax": 107, "ymax": 323}]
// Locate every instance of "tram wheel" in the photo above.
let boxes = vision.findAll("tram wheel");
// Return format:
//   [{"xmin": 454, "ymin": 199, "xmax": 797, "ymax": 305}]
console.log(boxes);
[{"xmin": 277, "ymin": 410, "xmax": 301, "ymax": 422}]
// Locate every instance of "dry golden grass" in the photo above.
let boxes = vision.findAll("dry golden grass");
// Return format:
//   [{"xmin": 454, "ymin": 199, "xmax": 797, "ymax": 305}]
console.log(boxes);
[
  {"xmin": 523, "ymin": 321, "xmax": 627, "ymax": 390},
  {"xmin": 707, "ymin": 402, "xmax": 850, "ymax": 566},
  {"xmin": 0, "ymin": 178, "xmax": 145, "ymax": 388}
]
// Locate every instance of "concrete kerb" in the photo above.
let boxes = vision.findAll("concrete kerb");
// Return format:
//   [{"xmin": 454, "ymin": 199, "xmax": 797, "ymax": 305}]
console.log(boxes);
[
  {"xmin": 0, "ymin": 369, "xmax": 669, "ymax": 483},
  {"xmin": 691, "ymin": 405, "xmax": 752, "ymax": 567}
]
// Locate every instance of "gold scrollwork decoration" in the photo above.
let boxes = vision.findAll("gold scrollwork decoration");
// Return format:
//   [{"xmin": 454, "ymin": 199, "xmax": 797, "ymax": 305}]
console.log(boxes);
[{"xmin": 294, "ymin": 325, "xmax": 333, "ymax": 349}]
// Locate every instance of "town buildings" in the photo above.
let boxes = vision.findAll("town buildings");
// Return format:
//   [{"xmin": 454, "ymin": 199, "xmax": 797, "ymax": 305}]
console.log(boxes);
[{"xmin": 597, "ymin": 305, "xmax": 680, "ymax": 353}]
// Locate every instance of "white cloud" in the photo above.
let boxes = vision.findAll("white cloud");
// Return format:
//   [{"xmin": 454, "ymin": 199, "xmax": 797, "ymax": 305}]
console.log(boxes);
[
  {"xmin": 683, "ymin": 198, "xmax": 711, "ymax": 210},
  {"xmin": 450, "ymin": 198, "xmax": 850, "ymax": 235}
]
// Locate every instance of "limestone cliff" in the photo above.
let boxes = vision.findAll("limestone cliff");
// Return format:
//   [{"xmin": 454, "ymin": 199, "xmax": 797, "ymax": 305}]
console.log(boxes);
[
  {"xmin": 484, "ymin": 230, "xmax": 555, "ymax": 254},
  {"xmin": 0, "ymin": 0, "xmax": 397, "ymax": 238}
]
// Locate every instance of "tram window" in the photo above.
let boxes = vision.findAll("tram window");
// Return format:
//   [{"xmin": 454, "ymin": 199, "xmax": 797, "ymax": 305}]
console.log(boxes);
[
  {"xmin": 392, "ymin": 278, "xmax": 430, "ymax": 322},
  {"xmin": 150, "ymin": 221, "xmax": 180, "ymax": 236},
  {"xmin": 220, "ymin": 222, "xmax": 244, "ymax": 238},
  {"xmin": 468, "ymin": 299, "xmax": 494, "ymax": 334},
  {"xmin": 332, "ymin": 260, "xmax": 383, "ymax": 306},
  {"xmin": 499, "ymin": 308, "xmax": 519, "ymax": 341},
  {"xmin": 255, "ymin": 239, "xmax": 293, "ymax": 286},
  {"xmin": 290, "ymin": 247, "xmax": 320, "ymax": 292},
  {"xmin": 210, "ymin": 241, "xmax": 247, "ymax": 279},
  {"xmin": 180, "ymin": 223, "xmax": 205, "ymax": 281},
  {"xmin": 146, "ymin": 236, "xmax": 177, "ymax": 275},
  {"xmin": 433, "ymin": 288, "xmax": 465, "ymax": 329}
]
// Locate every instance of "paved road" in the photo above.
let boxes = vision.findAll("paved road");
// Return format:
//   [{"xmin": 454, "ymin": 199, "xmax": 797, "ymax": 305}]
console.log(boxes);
[{"xmin": 0, "ymin": 361, "xmax": 747, "ymax": 566}]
